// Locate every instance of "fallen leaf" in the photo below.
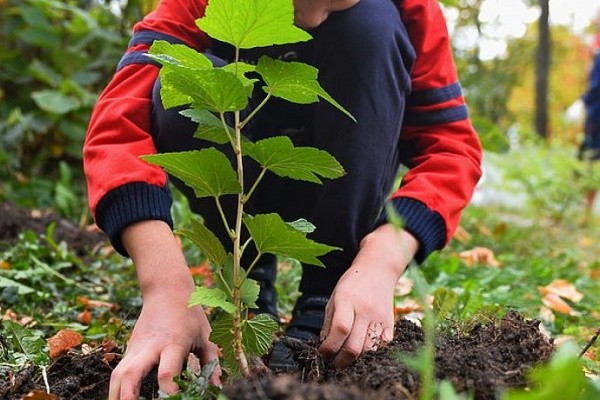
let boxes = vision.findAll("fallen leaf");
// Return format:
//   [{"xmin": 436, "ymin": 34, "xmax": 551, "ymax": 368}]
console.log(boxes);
[
  {"xmin": 77, "ymin": 296, "xmax": 118, "ymax": 311},
  {"xmin": 458, "ymin": 247, "xmax": 501, "ymax": 268},
  {"xmin": 453, "ymin": 225, "xmax": 471, "ymax": 243},
  {"xmin": 76, "ymin": 309, "xmax": 92, "ymax": 325},
  {"xmin": 22, "ymin": 390, "xmax": 59, "ymax": 400},
  {"xmin": 394, "ymin": 298, "xmax": 422, "ymax": 315},
  {"xmin": 0, "ymin": 260, "xmax": 10, "ymax": 270},
  {"xmin": 541, "ymin": 293, "xmax": 580, "ymax": 316},
  {"xmin": 47, "ymin": 329, "xmax": 83, "ymax": 359},
  {"xmin": 538, "ymin": 279, "xmax": 583, "ymax": 303},
  {"xmin": 2, "ymin": 308, "xmax": 17, "ymax": 321}
]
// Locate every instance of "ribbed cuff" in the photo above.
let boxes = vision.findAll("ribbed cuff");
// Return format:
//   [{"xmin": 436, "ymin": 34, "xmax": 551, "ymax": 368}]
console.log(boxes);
[
  {"xmin": 95, "ymin": 182, "xmax": 174, "ymax": 257},
  {"xmin": 377, "ymin": 197, "xmax": 446, "ymax": 264}
]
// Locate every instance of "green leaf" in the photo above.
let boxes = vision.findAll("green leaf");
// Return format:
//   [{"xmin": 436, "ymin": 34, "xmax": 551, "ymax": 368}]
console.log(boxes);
[
  {"xmin": 2, "ymin": 321, "xmax": 49, "ymax": 365},
  {"xmin": 0, "ymin": 277, "xmax": 34, "ymax": 295},
  {"xmin": 223, "ymin": 62, "xmax": 258, "ymax": 97},
  {"xmin": 142, "ymin": 149, "xmax": 241, "ymax": 198},
  {"xmin": 159, "ymin": 66, "xmax": 249, "ymax": 112},
  {"xmin": 240, "ymin": 278, "xmax": 260, "ymax": 309},
  {"xmin": 209, "ymin": 313, "xmax": 237, "ymax": 369},
  {"xmin": 243, "ymin": 213, "xmax": 340, "ymax": 267},
  {"xmin": 242, "ymin": 314, "xmax": 279, "ymax": 356},
  {"xmin": 148, "ymin": 40, "xmax": 214, "ymax": 69},
  {"xmin": 196, "ymin": 0, "xmax": 311, "ymax": 49},
  {"xmin": 286, "ymin": 218, "xmax": 316, "ymax": 234},
  {"xmin": 245, "ymin": 136, "xmax": 345, "ymax": 183},
  {"xmin": 31, "ymin": 90, "xmax": 80, "ymax": 114},
  {"xmin": 180, "ymin": 107, "xmax": 232, "ymax": 145},
  {"xmin": 189, "ymin": 286, "xmax": 236, "ymax": 314},
  {"xmin": 256, "ymin": 56, "xmax": 355, "ymax": 121},
  {"xmin": 176, "ymin": 219, "xmax": 228, "ymax": 267}
]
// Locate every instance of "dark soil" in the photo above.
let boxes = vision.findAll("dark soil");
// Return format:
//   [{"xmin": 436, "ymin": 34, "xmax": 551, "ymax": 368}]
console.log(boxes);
[
  {"xmin": 0, "ymin": 312, "xmax": 554, "ymax": 400},
  {"xmin": 0, "ymin": 202, "xmax": 555, "ymax": 399},
  {"xmin": 0, "ymin": 201, "xmax": 106, "ymax": 255}
]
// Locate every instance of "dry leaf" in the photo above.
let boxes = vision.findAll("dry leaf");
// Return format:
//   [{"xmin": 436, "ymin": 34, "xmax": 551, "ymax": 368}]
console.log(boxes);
[
  {"xmin": 541, "ymin": 293, "xmax": 580, "ymax": 316},
  {"xmin": 0, "ymin": 260, "xmax": 10, "ymax": 270},
  {"xmin": 538, "ymin": 279, "xmax": 583, "ymax": 303},
  {"xmin": 394, "ymin": 298, "xmax": 422, "ymax": 315},
  {"xmin": 77, "ymin": 296, "xmax": 118, "ymax": 311},
  {"xmin": 76, "ymin": 309, "xmax": 92, "ymax": 325},
  {"xmin": 453, "ymin": 225, "xmax": 471, "ymax": 244},
  {"xmin": 21, "ymin": 390, "xmax": 59, "ymax": 400},
  {"xmin": 47, "ymin": 329, "xmax": 83, "ymax": 359},
  {"xmin": 458, "ymin": 247, "xmax": 501, "ymax": 268},
  {"xmin": 394, "ymin": 276, "xmax": 413, "ymax": 297}
]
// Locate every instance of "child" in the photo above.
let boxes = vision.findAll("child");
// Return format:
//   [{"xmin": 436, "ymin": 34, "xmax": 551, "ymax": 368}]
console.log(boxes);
[{"xmin": 83, "ymin": 0, "xmax": 482, "ymax": 398}]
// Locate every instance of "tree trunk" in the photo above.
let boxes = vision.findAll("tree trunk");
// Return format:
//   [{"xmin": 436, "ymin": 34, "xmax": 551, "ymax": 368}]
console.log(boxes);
[{"xmin": 535, "ymin": 0, "xmax": 550, "ymax": 138}]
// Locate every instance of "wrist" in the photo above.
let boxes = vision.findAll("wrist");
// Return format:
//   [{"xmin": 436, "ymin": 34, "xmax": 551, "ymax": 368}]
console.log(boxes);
[
  {"xmin": 122, "ymin": 220, "xmax": 195, "ymax": 299},
  {"xmin": 357, "ymin": 224, "xmax": 419, "ymax": 277}
]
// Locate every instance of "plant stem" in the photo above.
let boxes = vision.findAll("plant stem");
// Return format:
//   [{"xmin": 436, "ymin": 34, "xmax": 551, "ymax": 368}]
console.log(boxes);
[{"xmin": 232, "ymin": 108, "xmax": 250, "ymax": 376}]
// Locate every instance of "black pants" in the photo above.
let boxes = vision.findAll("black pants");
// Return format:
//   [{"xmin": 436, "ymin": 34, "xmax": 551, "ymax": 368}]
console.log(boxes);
[{"xmin": 151, "ymin": 0, "xmax": 415, "ymax": 298}]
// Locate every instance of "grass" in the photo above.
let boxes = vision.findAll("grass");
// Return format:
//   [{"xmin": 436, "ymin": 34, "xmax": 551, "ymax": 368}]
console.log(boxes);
[{"xmin": 2, "ymin": 155, "xmax": 600, "ymax": 396}]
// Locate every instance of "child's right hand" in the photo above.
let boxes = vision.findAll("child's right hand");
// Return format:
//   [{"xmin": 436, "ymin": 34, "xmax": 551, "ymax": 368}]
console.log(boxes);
[
  {"xmin": 109, "ymin": 220, "xmax": 221, "ymax": 400},
  {"xmin": 108, "ymin": 290, "xmax": 220, "ymax": 400}
]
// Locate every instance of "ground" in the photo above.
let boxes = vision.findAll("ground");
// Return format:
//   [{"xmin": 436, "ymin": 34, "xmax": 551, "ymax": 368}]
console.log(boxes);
[{"xmin": 0, "ymin": 202, "xmax": 556, "ymax": 399}]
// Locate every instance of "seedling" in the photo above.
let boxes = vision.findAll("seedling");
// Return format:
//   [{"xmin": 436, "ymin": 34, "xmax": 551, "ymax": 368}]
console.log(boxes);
[{"xmin": 142, "ymin": 0, "xmax": 354, "ymax": 376}]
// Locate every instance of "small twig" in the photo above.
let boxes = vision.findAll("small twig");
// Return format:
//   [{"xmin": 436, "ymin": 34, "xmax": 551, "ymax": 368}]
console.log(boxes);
[
  {"xmin": 579, "ymin": 327, "xmax": 600, "ymax": 358},
  {"xmin": 41, "ymin": 365, "xmax": 51, "ymax": 393}
]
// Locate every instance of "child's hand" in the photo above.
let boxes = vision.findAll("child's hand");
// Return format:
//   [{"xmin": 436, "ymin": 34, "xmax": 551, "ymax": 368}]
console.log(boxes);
[
  {"xmin": 108, "ymin": 294, "xmax": 220, "ymax": 400},
  {"xmin": 318, "ymin": 224, "xmax": 418, "ymax": 368},
  {"xmin": 109, "ymin": 221, "xmax": 221, "ymax": 400}
]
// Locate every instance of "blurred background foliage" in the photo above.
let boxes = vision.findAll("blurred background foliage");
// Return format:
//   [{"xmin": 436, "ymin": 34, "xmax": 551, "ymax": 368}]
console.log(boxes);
[
  {"xmin": 0, "ymin": 0, "xmax": 157, "ymax": 219},
  {"xmin": 0, "ymin": 0, "xmax": 598, "ymax": 222}
]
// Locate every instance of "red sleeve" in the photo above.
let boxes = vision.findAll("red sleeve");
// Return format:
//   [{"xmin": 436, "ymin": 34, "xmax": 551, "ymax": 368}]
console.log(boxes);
[
  {"xmin": 82, "ymin": 0, "xmax": 210, "ymax": 254},
  {"xmin": 394, "ymin": 0, "xmax": 482, "ymax": 245}
]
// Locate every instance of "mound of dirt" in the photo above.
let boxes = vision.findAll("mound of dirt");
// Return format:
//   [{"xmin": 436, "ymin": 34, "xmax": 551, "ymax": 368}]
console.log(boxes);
[
  {"xmin": 0, "ymin": 311, "xmax": 552, "ymax": 399},
  {"xmin": 0, "ymin": 202, "xmax": 106, "ymax": 254}
]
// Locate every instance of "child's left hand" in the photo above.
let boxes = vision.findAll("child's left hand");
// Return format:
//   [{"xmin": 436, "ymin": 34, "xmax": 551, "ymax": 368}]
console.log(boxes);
[{"xmin": 318, "ymin": 224, "xmax": 418, "ymax": 368}]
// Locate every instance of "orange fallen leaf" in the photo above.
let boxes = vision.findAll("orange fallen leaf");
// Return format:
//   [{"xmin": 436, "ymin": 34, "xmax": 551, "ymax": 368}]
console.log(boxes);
[
  {"xmin": 394, "ymin": 298, "xmax": 422, "ymax": 315},
  {"xmin": 541, "ymin": 293, "xmax": 580, "ymax": 316},
  {"xmin": 0, "ymin": 260, "xmax": 10, "ymax": 270},
  {"xmin": 22, "ymin": 390, "xmax": 59, "ymax": 400},
  {"xmin": 47, "ymin": 329, "xmax": 83, "ymax": 359},
  {"xmin": 453, "ymin": 225, "xmax": 471, "ymax": 244},
  {"xmin": 77, "ymin": 296, "xmax": 119, "ymax": 311},
  {"xmin": 458, "ymin": 247, "xmax": 501, "ymax": 268},
  {"xmin": 538, "ymin": 279, "xmax": 583, "ymax": 303},
  {"xmin": 76, "ymin": 309, "xmax": 92, "ymax": 325}
]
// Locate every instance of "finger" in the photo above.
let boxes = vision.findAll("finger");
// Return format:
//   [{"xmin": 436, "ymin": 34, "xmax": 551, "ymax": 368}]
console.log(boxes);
[
  {"xmin": 320, "ymin": 302, "xmax": 334, "ymax": 341},
  {"xmin": 363, "ymin": 322, "xmax": 381, "ymax": 352},
  {"xmin": 319, "ymin": 302, "xmax": 354, "ymax": 357},
  {"xmin": 194, "ymin": 341, "xmax": 222, "ymax": 386},
  {"xmin": 156, "ymin": 346, "xmax": 187, "ymax": 395},
  {"xmin": 363, "ymin": 321, "xmax": 390, "ymax": 353},
  {"xmin": 109, "ymin": 356, "xmax": 154, "ymax": 400},
  {"xmin": 333, "ymin": 318, "xmax": 369, "ymax": 368}
]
